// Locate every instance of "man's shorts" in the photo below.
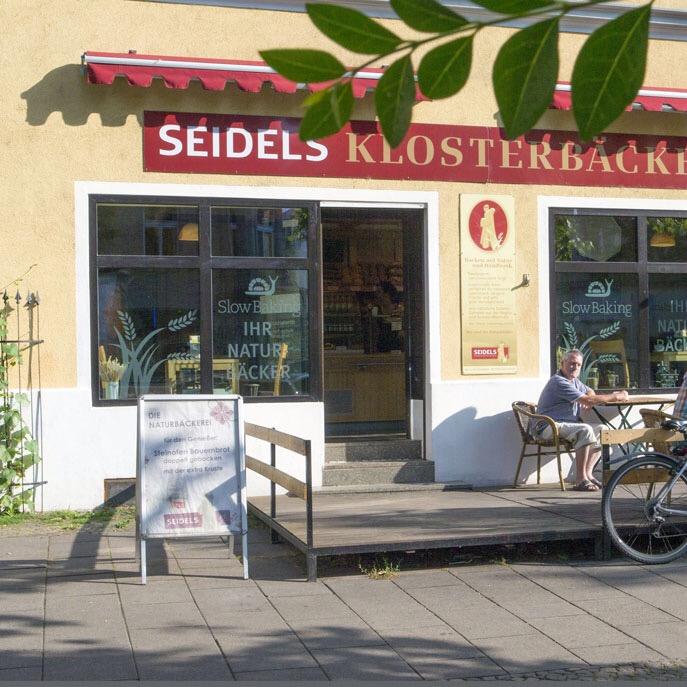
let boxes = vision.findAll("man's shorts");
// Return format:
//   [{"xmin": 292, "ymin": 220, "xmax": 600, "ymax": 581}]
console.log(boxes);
[{"xmin": 535, "ymin": 421, "xmax": 598, "ymax": 450}]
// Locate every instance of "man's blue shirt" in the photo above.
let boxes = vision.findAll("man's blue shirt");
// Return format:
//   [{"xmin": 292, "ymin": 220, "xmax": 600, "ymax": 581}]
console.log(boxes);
[{"xmin": 537, "ymin": 371, "xmax": 590, "ymax": 423}]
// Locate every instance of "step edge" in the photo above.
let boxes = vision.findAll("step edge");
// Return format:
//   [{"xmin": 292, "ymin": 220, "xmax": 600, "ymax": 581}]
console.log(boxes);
[{"xmin": 324, "ymin": 459, "xmax": 434, "ymax": 469}]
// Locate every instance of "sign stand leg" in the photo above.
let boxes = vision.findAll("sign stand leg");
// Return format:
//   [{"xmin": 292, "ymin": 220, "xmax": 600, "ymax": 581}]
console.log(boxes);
[
  {"xmin": 242, "ymin": 530, "xmax": 249, "ymax": 580},
  {"xmin": 140, "ymin": 538, "xmax": 147, "ymax": 585}
]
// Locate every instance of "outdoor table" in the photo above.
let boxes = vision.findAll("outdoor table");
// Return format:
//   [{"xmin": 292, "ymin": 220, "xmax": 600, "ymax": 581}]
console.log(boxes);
[{"xmin": 591, "ymin": 394, "xmax": 676, "ymax": 456}]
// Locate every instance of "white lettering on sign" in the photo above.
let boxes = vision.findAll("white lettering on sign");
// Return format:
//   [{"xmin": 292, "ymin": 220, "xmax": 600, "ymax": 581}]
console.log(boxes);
[
  {"xmin": 157, "ymin": 125, "xmax": 328, "ymax": 162},
  {"xmin": 228, "ymin": 342, "xmax": 283, "ymax": 357},
  {"xmin": 560, "ymin": 300, "xmax": 632, "ymax": 318},
  {"xmin": 472, "ymin": 347, "xmax": 498, "ymax": 359},
  {"xmin": 243, "ymin": 321, "xmax": 272, "ymax": 336},
  {"xmin": 282, "ymin": 130, "xmax": 301, "ymax": 161},
  {"xmin": 257, "ymin": 129, "xmax": 278, "ymax": 160},
  {"xmin": 159, "ymin": 124, "xmax": 183, "ymax": 156},
  {"xmin": 216, "ymin": 297, "xmax": 300, "ymax": 315},
  {"xmin": 227, "ymin": 128, "xmax": 252, "ymax": 158},
  {"xmin": 658, "ymin": 319, "xmax": 687, "ymax": 333},
  {"xmin": 188, "ymin": 126, "xmax": 208, "ymax": 157}
]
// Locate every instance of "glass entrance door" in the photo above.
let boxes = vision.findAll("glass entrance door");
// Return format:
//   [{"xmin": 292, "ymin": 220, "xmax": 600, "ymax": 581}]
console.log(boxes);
[{"xmin": 321, "ymin": 208, "xmax": 424, "ymax": 438}]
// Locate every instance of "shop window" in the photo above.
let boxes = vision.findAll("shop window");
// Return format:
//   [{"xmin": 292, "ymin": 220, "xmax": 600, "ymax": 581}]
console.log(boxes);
[
  {"xmin": 648, "ymin": 217, "xmax": 687, "ymax": 263},
  {"xmin": 211, "ymin": 207, "xmax": 308, "ymax": 257},
  {"xmin": 554, "ymin": 214, "xmax": 636, "ymax": 262},
  {"xmin": 213, "ymin": 269, "xmax": 309, "ymax": 396},
  {"xmin": 97, "ymin": 268, "xmax": 200, "ymax": 400},
  {"xmin": 97, "ymin": 204, "xmax": 199, "ymax": 256},
  {"xmin": 552, "ymin": 211, "xmax": 687, "ymax": 391},
  {"xmin": 92, "ymin": 198, "xmax": 317, "ymax": 405},
  {"xmin": 649, "ymin": 275, "xmax": 687, "ymax": 387},
  {"xmin": 555, "ymin": 272, "xmax": 638, "ymax": 389}
]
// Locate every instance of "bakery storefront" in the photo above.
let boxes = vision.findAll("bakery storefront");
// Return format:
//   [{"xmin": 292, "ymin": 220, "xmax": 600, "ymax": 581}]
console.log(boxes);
[
  {"xmin": 8, "ymin": 0, "xmax": 687, "ymax": 509},
  {"xmin": 90, "ymin": 104, "xmax": 433, "ymax": 443}
]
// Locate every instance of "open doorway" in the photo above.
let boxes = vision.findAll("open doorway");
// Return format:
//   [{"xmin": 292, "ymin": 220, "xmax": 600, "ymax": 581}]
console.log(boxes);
[{"xmin": 321, "ymin": 207, "xmax": 424, "ymax": 440}]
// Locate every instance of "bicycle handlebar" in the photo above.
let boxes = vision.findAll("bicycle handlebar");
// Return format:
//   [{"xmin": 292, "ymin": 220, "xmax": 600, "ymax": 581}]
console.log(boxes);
[{"xmin": 661, "ymin": 418, "xmax": 687, "ymax": 433}]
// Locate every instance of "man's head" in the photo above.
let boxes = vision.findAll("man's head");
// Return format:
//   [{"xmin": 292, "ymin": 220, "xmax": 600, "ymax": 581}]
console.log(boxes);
[{"xmin": 561, "ymin": 349, "xmax": 583, "ymax": 380}]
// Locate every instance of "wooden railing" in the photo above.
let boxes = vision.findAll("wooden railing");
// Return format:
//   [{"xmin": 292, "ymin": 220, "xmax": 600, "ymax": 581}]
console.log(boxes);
[
  {"xmin": 244, "ymin": 422, "xmax": 316, "ymax": 580},
  {"xmin": 600, "ymin": 426, "xmax": 684, "ymax": 482}
]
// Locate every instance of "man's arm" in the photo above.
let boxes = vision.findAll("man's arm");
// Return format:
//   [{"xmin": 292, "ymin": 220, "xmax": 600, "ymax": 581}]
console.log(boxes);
[{"xmin": 579, "ymin": 389, "xmax": 629, "ymax": 408}]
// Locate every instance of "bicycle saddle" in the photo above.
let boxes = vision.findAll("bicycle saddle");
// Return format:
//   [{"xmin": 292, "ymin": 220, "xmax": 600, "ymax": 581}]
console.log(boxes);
[{"xmin": 661, "ymin": 418, "xmax": 687, "ymax": 432}]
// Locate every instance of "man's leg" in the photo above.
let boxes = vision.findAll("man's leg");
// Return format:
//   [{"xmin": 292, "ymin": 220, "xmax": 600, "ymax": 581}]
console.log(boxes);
[
  {"xmin": 576, "ymin": 444, "xmax": 601, "ymax": 485},
  {"xmin": 537, "ymin": 422, "xmax": 599, "ymax": 486},
  {"xmin": 554, "ymin": 422, "xmax": 599, "ymax": 487},
  {"xmin": 585, "ymin": 445, "xmax": 601, "ymax": 484},
  {"xmin": 575, "ymin": 446, "xmax": 588, "ymax": 485}
]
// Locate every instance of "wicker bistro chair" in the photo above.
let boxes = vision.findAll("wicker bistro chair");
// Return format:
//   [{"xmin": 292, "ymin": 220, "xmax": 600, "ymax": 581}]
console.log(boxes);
[
  {"xmin": 511, "ymin": 402, "xmax": 573, "ymax": 491},
  {"xmin": 639, "ymin": 408, "xmax": 681, "ymax": 455}
]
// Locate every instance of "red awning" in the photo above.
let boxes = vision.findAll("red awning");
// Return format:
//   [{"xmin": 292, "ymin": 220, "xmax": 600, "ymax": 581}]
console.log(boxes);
[
  {"xmin": 82, "ymin": 51, "xmax": 426, "ymax": 100},
  {"xmin": 552, "ymin": 82, "xmax": 687, "ymax": 112}
]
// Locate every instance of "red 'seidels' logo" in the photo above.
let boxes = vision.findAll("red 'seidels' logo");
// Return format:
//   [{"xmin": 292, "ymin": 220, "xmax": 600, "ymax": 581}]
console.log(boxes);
[
  {"xmin": 471, "ymin": 345, "xmax": 510, "ymax": 361},
  {"xmin": 468, "ymin": 201, "xmax": 508, "ymax": 252},
  {"xmin": 472, "ymin": 347, "xmax": 498, "ymax": 359}
]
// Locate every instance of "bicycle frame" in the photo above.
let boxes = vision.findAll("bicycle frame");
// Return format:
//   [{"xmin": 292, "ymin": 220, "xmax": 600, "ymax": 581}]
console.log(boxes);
[
  {"xmin": 621, "ymin": 449, "xmax": 687, "ymax": 518},
  {"xmin": 653, "ymin": 458, "xmax": 687, "ymax": 517}
]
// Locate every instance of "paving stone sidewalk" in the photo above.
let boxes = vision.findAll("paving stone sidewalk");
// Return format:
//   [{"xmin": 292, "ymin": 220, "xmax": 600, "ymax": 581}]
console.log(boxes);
[{"xmin": 3, "ymin": 522, "xmax": 687, "ymax": 681}]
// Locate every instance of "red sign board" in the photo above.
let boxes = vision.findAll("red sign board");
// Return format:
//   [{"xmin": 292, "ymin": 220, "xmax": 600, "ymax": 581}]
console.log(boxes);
[{"xmin": 144, "ymin": 111, "xmax": 687, "ymax": 190}]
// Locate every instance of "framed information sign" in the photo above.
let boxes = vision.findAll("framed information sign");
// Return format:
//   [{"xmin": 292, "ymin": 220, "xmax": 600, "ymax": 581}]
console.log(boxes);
[
  {"xmin": 460, "ymin": 194, "xmax": 518, "ymax": 375},
  {"xmin": 137, "ymin": 394, "xmax": 247, "ymax": 583}
]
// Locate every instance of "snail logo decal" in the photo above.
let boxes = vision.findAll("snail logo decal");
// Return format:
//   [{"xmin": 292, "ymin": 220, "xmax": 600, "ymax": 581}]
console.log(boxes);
[
  {"xmin": 585, "ymin": 279, "xmax": 613, "ymax": 298},
  {"xmin": 468, "ymin": 201, "xmax": 508, "ymax": 252},
  {"xmin": 245, "ymin": 276, "xmax": 278, "ymax": 296}
]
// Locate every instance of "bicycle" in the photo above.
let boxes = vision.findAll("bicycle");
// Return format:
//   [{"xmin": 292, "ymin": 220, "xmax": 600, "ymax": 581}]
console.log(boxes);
[{"xmin": 602, "ymin": 418, "xmax": 687, "ymax": 564}]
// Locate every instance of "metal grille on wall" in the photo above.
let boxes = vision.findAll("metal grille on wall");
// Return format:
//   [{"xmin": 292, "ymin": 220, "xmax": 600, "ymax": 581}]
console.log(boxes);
[{"xmin": 1, "ymin": 290, "xmax": 45, "ymax": 512}]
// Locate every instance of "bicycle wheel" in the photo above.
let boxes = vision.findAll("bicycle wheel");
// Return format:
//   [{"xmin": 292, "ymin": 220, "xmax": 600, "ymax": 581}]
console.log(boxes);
[{"xmin": 603, "ymin": 453, "xmax": 687, "ymax": 564}]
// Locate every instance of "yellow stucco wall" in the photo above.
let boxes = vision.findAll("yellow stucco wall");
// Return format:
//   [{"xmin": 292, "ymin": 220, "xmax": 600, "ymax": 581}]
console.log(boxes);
[{"xmin": 3, "ymin": 0, "xmax": 687, "ymax": 387}]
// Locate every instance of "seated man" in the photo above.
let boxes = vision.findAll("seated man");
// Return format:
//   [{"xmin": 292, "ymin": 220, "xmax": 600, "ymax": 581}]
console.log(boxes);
[{"xmin": 535, "ymin": 349, "xmax": 628, "ymax": 491}]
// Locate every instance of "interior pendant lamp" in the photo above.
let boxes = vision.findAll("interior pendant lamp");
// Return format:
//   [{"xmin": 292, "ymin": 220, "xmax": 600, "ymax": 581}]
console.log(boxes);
[{"xmin": 178, "ymin": 222, "xmax": 199, "ymax": 241}]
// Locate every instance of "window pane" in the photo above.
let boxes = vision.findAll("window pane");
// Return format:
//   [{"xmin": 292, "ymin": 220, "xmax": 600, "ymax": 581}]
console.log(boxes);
[
  {"xmin": 98, "ymin": 269, "xmax": 200, "ymax": 400},
  {"xmin": 97, "ymin": 204, "xmax": 199, "ymax": 256},
  {"xmin": 649, "ymin": 275, "xmax": 687, "ymax": 388},
  {"xmin": 555, "ymin": 273, "xmax": 638, "ymax": 389},
  {"xmin": 213, "ymin": 269, "xmax": 309, "ymax": 396},
  {"xmin": 647, "ymin": 216, "xmax": 687, "ymax": 263},
  {"xmin": 554, "ymin": 215, "xmax": 637, "ymax": 262},
  {"xmin": 211, "ymin": 207, "xmax": 308, "ymax": 257}
]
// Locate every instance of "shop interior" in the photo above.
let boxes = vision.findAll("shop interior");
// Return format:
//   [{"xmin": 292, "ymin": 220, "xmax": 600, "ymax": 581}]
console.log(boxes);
[{"xmin": 321, "ymin": 207, "xmax": 424, "ymax": 439}]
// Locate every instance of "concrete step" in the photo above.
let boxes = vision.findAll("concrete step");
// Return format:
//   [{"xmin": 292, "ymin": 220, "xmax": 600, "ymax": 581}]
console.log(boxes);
[
  {"xmin": 316, "ymin": 480, "xmax": 472, "ymax": 495},
  {"xmin": 322, "ymin": 459, "xmax": 435, "ymax": 487},
  {"xmin": 325, "ymin": 439, "xmax": 422, "ymax": 463}
]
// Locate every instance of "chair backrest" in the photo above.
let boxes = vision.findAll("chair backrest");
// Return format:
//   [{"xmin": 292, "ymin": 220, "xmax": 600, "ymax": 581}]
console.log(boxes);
[
  {"xmin": 512, "ymin": 401, "xmax": 536, "ymax": 441},
  {"xmin": 589, "ymin": 338, "xmax": 630, "ymax": 387},
  {"xmin": 639, "ymin": 407, "xmax": 678, "ymax": 454},
  {"xmin": 273, "ymin": 343, "xmax": 289, "ymax": 396}
]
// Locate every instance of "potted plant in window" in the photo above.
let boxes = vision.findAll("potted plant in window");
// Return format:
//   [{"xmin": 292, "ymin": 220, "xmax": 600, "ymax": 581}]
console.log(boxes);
[
  {"xmin": 99, "ymin": 355, "xmax": 127, "ymax": 400},
  {"xmin": 648, "ymin": 217, "xmax": 687, "ymax": 248}
]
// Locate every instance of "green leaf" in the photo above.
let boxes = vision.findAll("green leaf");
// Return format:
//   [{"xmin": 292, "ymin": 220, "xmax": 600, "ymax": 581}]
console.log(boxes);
[
  {"xmin": 375, "ymin": 56, "xmax": 415, "ymax": 148},
  {"xmin": 471, "ymin": 0, "xmax": 553, "ymax": 13},
  {"xmin": 259, "ymin": 49, "xmax": 346, "ymax": 83},
  {"xmin": 493, "ymin": 17, "xmax": 559, "ymax": 139},
  {"xmin": 418, "ymin": 36, "xmax": 473, "ymax": 99},
  {"xmin": 299, "ymin": 82, "xmax": 354, "ymax": 140},
  {"xmin": 306, "ymin": 3, "xmax": 402, "ymax": 54},
  {"xmin": 302, "ymin": 89, "xmax": 331, "ymax": 108},
  {"xmin": 390, "ymin": 0, "xmax": 467, "ymax": 33},
  {"xmin": 1, "ymin": 468, "xmax": 16, "ymax": 484},
  {"xmin": 571, "ymin": 4, "xmax": 651, "ymax": 140}
]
